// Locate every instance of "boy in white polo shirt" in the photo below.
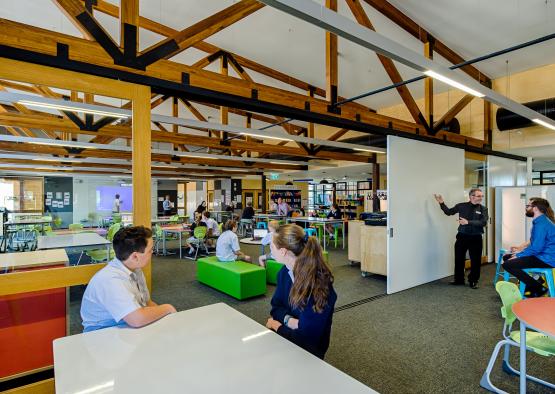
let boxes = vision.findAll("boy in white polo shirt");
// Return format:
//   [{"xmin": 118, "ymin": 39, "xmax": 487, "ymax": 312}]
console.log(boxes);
[{"xmin": 81, "ymin": 226, "xmax": 176, "ymax": 332}]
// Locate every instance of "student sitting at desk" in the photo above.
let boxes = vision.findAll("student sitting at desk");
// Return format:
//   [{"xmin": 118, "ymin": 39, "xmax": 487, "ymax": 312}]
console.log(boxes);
[
  {"xmin": 185, "ymin": 212, "xmax": 207, "ymax": 257},
  {"xmin": 258, "ymin": 220, "xmax": 279, "ymax": 267},
  {"xmin": 266, "ymin": 224, "xmax": 337, "ymax": 359},
  {"xmin": 81, "ymin": 226, "xmax": 176, "ymax": 332},
  {"xmin": 216, "ymin": 219, "xmax": 252, "ymax": 263},
  {"xmin": 325, "ymin": 203, "xmax": 342, "ymax": 241}
]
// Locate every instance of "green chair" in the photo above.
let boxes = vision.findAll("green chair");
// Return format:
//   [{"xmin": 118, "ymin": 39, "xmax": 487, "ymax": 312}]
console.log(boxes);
[
  {"xmin": 153, "ymin": 224, "xmax": 164, "ymax": 255},
  {"xmin": 79, "ymin": 223, "xmax": 122, "ymax": 265},
  {"xmin": 186, "ymin": 226, "xmax": 208, "ymax": 261},
  {"xmin": 52, "ymin": 216, "xmax": 63, "ymax": 229},
  {"xmin": 328, "ymin": 224, "xmax": 344, "ymax": 248},
  {"xmin": 480, "ymin": 281, "xmax": 555, "ymax": 393},
  {"xmin": 197, "ymin": 256, "xmax": 266, "ymax": 300},
  {"xmin": 169, "ymin": 214, "xmax": 180, "ymax": 223},
  {"xmin": 69, "ymin": 223, "xmax": 84, "ymax": 231},
  {"xmin": 112, "ymin": 213, "xmax": 122, "ymax": 224}
]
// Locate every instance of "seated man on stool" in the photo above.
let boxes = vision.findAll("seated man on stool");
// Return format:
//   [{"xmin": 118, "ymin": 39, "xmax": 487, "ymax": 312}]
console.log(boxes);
[
  {"xmin": 81, "ymin": 226, "xmax": 176, "ymax": 331},
  {"xmin": 503, "ymin": 197, "xmax": 555, "ymax": 298}
]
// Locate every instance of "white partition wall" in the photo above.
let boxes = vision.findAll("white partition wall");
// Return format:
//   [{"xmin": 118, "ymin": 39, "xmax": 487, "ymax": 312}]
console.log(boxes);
[
  {"xmin": 487, "ymin": 156, "xmax": 528, "ymax": 261},
  {"xmin": 387, "ymin": 136, "xmax": 464, "ymax": 294}
]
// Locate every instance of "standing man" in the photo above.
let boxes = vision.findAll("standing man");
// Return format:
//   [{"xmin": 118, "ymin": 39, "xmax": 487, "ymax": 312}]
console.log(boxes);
[
  {"xmin": 162, "ymin": 195, "xmax": 173, "ymax": 216},
  {"xmin": 276, "ymin": 197, "xmax": 290, "ymax": 216},
  {"xmin": 434, "ymin": 188, "xmax": 488, "ymax": 289},
  {"xmin": 81, "ymin": 226, "xmax": 176, "ymax": 331},
  {"xmin": 112, "ymin": 193, "xmax": 121, "ymax": 213},
  {"xmin": 503, "ymin": 197, "xmax": 555, "ymax": 297}
]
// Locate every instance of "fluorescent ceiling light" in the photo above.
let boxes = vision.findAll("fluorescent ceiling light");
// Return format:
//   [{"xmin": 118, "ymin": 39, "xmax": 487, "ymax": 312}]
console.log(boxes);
[
  {"xmin": 353, "ymin": 148, "xmax": 381, "ymax": 153},
  {"xmin": 423, "ymin": 71, "xmax": 485, "ymax": 98},
  {"xmin": 17, "ymin": 100, "xmax": 129, "ymax": 118},
  {"xmin": 240, "ymin": 132, "xmax": 292, "ymax": 141},
  {"xmin": 533, "ymin": 118, "xmax": 555, "ymax": 131}
]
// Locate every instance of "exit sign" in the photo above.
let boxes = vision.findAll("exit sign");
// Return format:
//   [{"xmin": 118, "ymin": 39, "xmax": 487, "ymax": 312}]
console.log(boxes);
[{"xmin": 269, "ymin": 173, "xmax": 279, "ymax": 180}]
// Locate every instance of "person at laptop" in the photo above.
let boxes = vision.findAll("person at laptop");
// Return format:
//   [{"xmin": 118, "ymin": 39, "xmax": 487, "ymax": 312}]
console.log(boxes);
[
  {"xmin": 259, "ymin": 220, "xmax": 280, "ymax": 267},
  {"xmin": 216, "ymin": 219, "xmax": 252, "ymax": 263},
  {"xmin": 81, "ymin": 226, "xmax": 176, "ymax": 332},
  {"xmin": 265, "ymin": 224, "xmax": 336, "ymax": 359}
]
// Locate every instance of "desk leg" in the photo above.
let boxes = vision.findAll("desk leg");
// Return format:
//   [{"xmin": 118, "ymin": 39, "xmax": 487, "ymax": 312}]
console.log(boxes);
[
  {"xmin": 520, "ymin": 321, "xmax": 526, "ymax": 393},
  {"xmin": 342, "ymin": 221, "xmax": 345, "ymax": 249},
  {"xmin": 163, "ymin": 231, "xmax": 167, "ymax": 256},
  {"xmin": 179, "ymin": 232, "xmax": 182, "ymax": 259}
]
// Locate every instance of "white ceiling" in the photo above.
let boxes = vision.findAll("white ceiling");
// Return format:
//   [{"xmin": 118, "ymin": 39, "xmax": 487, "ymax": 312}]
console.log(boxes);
[{"xmin": 2, "ymin": 0, "xmax": 554, "ymax": 113}]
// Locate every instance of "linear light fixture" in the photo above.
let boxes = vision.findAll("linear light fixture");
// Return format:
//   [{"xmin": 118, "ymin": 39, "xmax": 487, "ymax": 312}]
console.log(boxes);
[
  {"xmin": 258, "ymin": 0, "xmax": 555, "ymax": 133},
  {"xmin": 18, "ymin": 100, "xmax": 130, "ymax": 118},
  {"xmin": 532, "ymin": 118, "xmax": 555, "ymax": 131},
  {"xmin": 423, "ymin": 71, "xmax": 485, "ymax": 98}
]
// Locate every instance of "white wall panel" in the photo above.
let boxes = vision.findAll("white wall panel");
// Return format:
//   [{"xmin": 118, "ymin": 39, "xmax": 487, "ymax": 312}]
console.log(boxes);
[{"xmin": 387, "ymin": 136, "xmax": 464, "ymax": 294}]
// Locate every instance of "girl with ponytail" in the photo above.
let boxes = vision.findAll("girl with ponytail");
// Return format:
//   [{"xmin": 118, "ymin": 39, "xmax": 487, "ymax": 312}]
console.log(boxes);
[{"xmin": 265, "ymin": 224, "xmax": 336, "ymax": 359}]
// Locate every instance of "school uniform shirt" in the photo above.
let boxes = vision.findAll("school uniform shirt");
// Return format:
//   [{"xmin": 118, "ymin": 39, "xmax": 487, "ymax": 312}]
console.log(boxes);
[
  {"xmin": 81, "ymin": 258, "xmax": 149, "ymax": 332},
  {"xmin": 112, "ymin": 198, "xmax": 121, "ymax": 213},
  {"xmin": 270, "ymin": 266, "xmax": 337, "ymax": 359},
  {"xmin": 216, "ymin": 230, "xmax": 240, "ymax": 262},
  {"xmin": 162, "ymin": 199, "xmax": 171, "ymax": 211},
  {"xmin": 202, "ymin": 217, "xmax": 220, "ymax": 236},
  {"xmin": 261, "ymin": 231, "xmax": 274, "ymax": 259}
]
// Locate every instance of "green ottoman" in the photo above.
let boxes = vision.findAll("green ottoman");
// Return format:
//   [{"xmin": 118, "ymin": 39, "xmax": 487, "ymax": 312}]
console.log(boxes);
[
  {"xmin": 265, "ymin": 251, "xmax": 328, "ymax": 285},
  {"xmin": 197, "ymin": 256, "xmax": 266, "ymax": 300}
]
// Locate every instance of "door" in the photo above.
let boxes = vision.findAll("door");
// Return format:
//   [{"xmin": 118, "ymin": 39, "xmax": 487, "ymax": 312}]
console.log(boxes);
[{"xmin": 387, "ymin": 136, "xmax": 464, "ymax": 294}]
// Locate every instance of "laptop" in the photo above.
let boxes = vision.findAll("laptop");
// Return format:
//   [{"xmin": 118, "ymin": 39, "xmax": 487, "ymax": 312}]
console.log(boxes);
[{"xmin": 252, "ymin": 228, "xmax": 268, "ymax": 241}]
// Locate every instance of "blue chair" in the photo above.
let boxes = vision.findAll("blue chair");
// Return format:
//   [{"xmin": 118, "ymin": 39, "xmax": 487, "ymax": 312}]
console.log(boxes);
[
  {"xmin": 518, "ymin": 268, "xmax": 555, "ymax": 298},
  {"xmin": 305, "ymin": 228, "xmax": 317, "ymax": 237},
  {"xmin": 256, "ymin": 222, "xmax": 267, "ymax": 229},
  {"xmin": 494, "ymin": 248, "xmax": 513, "ymax": 285}
]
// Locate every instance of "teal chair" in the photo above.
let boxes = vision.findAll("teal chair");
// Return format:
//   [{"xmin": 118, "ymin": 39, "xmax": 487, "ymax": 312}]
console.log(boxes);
[
  {"xmin": 305, "ymin": 228, "xmax": 317, "ymax": 237},
  {"xmin": 256, "ymin": 221, "xmax": 267, "ymax": 229},
  {"xmin": 480, "ymin": 281, "xmax": 555, "ymax": 393}
]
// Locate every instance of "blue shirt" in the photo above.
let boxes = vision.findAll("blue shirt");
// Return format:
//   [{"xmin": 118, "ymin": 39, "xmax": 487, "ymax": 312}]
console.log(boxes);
[
  {"xmin": 516, "ymin": 214, "xmax": 555, "ymax": 266},
  {"xmin": 163, "ymin": 199, "xmax": 171, "ymax": 210},
  {"xmin": 81, "ymin": 258, "xmax": 150, "ymax": 332}
]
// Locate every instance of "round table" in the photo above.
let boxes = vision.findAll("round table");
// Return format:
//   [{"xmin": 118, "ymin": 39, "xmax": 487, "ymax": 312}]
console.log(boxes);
[
  {"xmin": 512, "ymin": 298, "xmax": 555, "ymax": 393},
  {"xmin": 239, "ymin": 237, "xmax": 262, "ymax": 245}
]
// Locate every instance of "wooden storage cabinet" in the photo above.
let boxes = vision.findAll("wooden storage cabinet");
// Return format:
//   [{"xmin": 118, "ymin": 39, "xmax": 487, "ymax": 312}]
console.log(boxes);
[
  {"xmin": 360, "ymin": 225, "xmax": 387, "ymax": 276},
  {"xmin": 347, "ymin": 220, "xmax": 364, "ymax": 263}
]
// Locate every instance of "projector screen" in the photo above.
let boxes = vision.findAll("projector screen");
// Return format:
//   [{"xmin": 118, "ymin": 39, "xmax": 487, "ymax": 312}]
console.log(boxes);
[{"xmin": 96, "ymin": 186, "xmax": 133, "ymax": 211}]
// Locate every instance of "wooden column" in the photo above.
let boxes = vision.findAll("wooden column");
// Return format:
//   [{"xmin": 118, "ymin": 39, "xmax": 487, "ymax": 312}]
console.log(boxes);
[
  {"xmin": 131, "ymin": 85, "xmax": 152, "ymax": 288},
  {"xmin": 261, "ymin": 174, "xmax": 267, "ymax": 213},
  {"xmin": 120, "ymin": 0, "xmax": 139, "ymax": 54},
  {"xmin": 325, "ymin": 0, "xmax": 338, "ymax": 104},
  {"xmin": 424, "ymin": 38, "xmax": 434, "ymax": 130},
  {"xmin": 372, "ymin": 163, "xmax": 380, "ymax": 212}
]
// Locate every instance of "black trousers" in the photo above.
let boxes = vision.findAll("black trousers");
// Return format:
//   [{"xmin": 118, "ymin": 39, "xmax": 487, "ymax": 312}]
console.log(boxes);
[
  {"xmin": 454, "ymin": 233, "xmax": 482, "ymax": 283},
  {"xmin": 502, "ymin": 255, "xmax": 552, "ymax": 293},
  {"xmin": 163, "ymin": 210, "xmax": 171, "ymax": 216}
]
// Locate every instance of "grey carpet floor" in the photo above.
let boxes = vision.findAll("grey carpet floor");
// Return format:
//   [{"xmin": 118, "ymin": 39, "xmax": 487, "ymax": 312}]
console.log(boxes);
[{"xmin": 69, "ymin": 241, "xmax": 555, "ymax": 393}]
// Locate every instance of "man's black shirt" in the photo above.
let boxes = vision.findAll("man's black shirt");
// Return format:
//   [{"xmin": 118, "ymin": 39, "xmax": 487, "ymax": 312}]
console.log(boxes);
[{"xmin": 440, "ymin": 201, "xmax": 488, "ymax": 235}]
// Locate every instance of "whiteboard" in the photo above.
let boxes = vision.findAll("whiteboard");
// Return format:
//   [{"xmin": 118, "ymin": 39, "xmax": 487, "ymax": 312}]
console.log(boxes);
[{"xmin": 387, "ymin": 136, "xmax": 465, "ymax": 294}]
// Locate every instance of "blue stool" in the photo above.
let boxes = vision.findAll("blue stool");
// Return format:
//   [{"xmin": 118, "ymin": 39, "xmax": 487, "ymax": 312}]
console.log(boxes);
[
  {"xmin": 305, "ymin": 228, "xmax": 317, "ymax": 237},
  {"xmin": 256, "ymin": 222, "xmax": 267, "ymax": 229},
  {"xmin": 494, "ymin": 248, "xmax": 513, "ymax": 285},
  {"xmin": 518, "ymin": 268, "xmax": 555, "ymax": 298}
]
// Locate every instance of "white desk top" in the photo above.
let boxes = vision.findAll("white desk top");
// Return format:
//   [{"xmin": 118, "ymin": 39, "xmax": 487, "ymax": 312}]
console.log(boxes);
[
  {"xmin": 239, "ymin": 237, "xmax": 263, "ymax": 245},
  {"xmin": 53, "ymin": 303, "xmax": 375, "ymax": 394},
  {"xmin": 0, "ymin": 248, "xmax": 68, "ymax": 270},
  {"xmin": 288, "ymin": 216, "xmax": 344, "ymax": 223},
  {"xmin": 37, "ymin": 233, "xmax": 110, "ymax": 250},
  {"xmin": 4, "ymin": 218, "xmax": 52, "ymax": 226}
]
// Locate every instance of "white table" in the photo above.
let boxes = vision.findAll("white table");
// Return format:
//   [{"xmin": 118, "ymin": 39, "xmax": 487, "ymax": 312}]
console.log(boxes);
[
  {"xmin": 37, "ymin": 233, "xmax": 111, "ymax": 263},
  {"xmin": 0, "ymin": 248, "xmax": 68, "ymax": 272},
  {"xmin": 161, "ymin": 226, "xmax": 190, "ymax": 259},
  {"xmin": 240, "ymin": 237, "xmax": 265, "ymax": 254},
  {"xmin": 54, "ymin": 303, "xmax": 375, "ymax": 394},
  {"xmin": 287, "ymin": 217, "xmax": 346, "ymax": 251}
]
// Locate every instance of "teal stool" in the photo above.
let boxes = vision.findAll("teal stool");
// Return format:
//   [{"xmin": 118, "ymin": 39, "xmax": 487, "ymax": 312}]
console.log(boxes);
[
  {"xmin": 494, "ymin": 248, "xmax": 514, "ymax": 285},
  {"xmin": 305, "ymin": 228, "xmax": 317, "ymax": 237},
  {"xmin": 257, "ymin": 222, "xmax": 267, "ymax": 229},
  {"xmin": 518, "ymin": 268, "xmax": 555, "ymax": 298},
  {"xmin": 197, "ymin": 256, "xmax": 266, "ymax": 300}
]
